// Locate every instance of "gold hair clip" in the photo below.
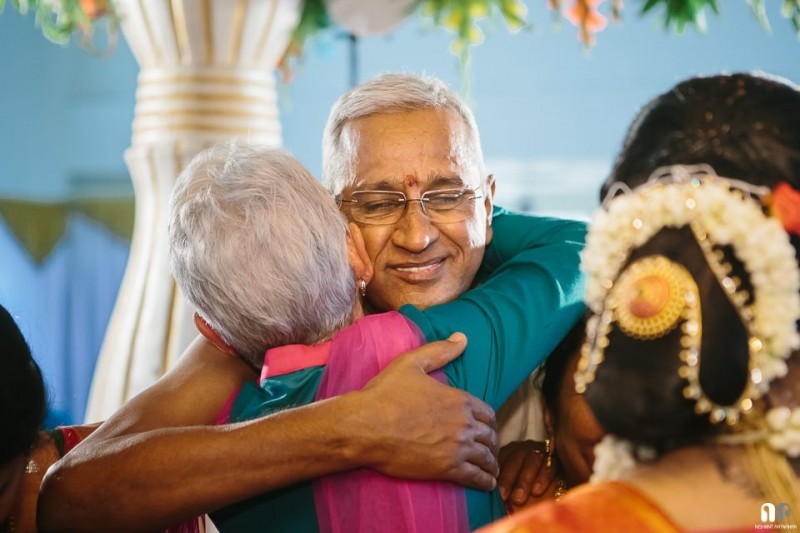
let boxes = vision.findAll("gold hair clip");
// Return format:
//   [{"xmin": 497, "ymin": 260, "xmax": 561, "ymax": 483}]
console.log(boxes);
[
  {"xmin": 575, "ymin": 255, "xmax": 698, "ymax": 393},
  {"xmin": 613, "ymin": 255, "xmax": 687, "ymax": 340}
]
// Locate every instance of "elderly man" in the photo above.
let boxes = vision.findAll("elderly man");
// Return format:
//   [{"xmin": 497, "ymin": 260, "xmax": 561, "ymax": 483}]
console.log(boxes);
[{"xmin": 38, "ymin": 73, "xmax": 584, "ymax": 531}]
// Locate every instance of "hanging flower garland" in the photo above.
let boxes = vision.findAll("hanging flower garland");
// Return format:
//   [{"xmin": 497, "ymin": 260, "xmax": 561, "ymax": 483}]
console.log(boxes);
[
  {"xmin": 2, "ymin": 0, "xmax": 118, "ymax": 50},
  {"xmin": 5, "ymin": 1, "xmax": 800, "ymax": 65},
  {"xmin": 419, "ymin": 0, "xmax": 528, "ymax": 65}
]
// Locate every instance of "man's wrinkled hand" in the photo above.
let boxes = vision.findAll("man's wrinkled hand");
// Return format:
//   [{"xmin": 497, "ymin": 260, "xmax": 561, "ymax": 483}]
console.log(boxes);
[{"xmin": 360, "ymin": 333, "xmax": 499, "ymax": 491}]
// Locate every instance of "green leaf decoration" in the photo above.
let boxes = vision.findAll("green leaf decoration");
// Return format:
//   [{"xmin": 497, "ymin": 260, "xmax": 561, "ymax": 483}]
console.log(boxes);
[
  {"xmin": 418, "ymin": 0, "xmax": 530, "ymax": 72},
  {"xmin": 640, "ymin": 0, "xmax": 719, "ymax": 33},
  {"xmin": 3, "ymin": 1, "xmax": 800, "ymax": 76},
  {"xmin": 748, "ymin": 0, "xmax": 771, "ymax": 31},
  {"xmin": 5, "ymin": 0, "xmax": 118, "ymax": 47},
  {"xmin": 783, "ymin": 0, "xmax": 800, "ymax": 33}
]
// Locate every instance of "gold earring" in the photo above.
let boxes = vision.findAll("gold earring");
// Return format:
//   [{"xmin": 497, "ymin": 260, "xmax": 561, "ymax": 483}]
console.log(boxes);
[
  {"xmin": 545, "ymin": 438, "xmax": 553, "ymax": 469},
  {"xmin": 25, "ymin": 458, "xmax": 40, "ymax": 474},
  {"xmin": 554, "ymin": 479, "xmax": 567, "ymax": 501}
]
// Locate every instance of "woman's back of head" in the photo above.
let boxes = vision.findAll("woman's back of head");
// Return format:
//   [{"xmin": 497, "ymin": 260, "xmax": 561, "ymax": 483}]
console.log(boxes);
[
  {"xmin": 168, "ymin": 142, "xmax": 358, "ymax": 369},
  {"xmin": 585, "ymin": 72, "xmax": 800, "ymax": 449},
  {"xmin": 604, "ymin": 73, "xmax": 800, "ymax": 197}
]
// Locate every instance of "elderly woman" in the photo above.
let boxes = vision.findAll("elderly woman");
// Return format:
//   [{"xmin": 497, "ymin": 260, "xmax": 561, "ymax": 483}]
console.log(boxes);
[
  {"xmin": 480, "ymin": 72, "xmax": 800, "ymax": 532},
  {"xmin": 167, "ymin": 142, "xmax": 585, "ymax": 531}
]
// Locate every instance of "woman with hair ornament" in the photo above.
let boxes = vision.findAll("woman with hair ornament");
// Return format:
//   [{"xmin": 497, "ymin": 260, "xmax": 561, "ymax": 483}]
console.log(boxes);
[{"xmin": 479, "ymin": 72, "xmax": 800, "ymax": 532}]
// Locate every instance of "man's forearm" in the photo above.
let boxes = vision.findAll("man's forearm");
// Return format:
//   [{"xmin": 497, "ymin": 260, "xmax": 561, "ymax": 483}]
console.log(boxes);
[
  {"xmin": 38, "ymin": 336, "xmax": 498, "ymax": 533},
  {"xmin": 38, "ymin": 394, "xmax": 368, "ymax": 532}
]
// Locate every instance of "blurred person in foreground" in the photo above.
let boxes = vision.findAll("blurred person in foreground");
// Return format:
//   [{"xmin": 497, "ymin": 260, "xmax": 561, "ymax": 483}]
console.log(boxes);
[{"xmin": 482, "ymin": 72, "xmax": 800, "ymax": 532}]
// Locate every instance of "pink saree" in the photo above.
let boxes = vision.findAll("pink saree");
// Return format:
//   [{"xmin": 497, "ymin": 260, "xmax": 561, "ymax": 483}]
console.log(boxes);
[{"xmin": 311, "ymin": 311, "xmax": 469, "ymax": 533}]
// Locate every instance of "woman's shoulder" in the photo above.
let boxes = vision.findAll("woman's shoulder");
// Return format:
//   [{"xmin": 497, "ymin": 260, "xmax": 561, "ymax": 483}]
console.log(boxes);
[{"xmin": 477, "ymin": 481, "xmax": 682, "ymax": 533}]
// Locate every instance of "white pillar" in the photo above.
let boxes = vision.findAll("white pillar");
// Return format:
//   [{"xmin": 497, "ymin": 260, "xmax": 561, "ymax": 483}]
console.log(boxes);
[{"xmin": 86, "ymin": 0, "xmax": 301, "ymax": 421}]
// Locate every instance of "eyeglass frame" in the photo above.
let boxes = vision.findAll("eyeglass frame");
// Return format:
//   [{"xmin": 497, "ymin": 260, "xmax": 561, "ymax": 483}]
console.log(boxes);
[{"xmin": 336, "ymin": 187, "xmax": 485, "ymax": 226}]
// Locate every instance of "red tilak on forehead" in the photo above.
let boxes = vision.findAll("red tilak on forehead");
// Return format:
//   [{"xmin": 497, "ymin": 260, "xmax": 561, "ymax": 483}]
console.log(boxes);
[{"xmin": 405, "ymin": 175, "xmax": 418, "ymax": 187}]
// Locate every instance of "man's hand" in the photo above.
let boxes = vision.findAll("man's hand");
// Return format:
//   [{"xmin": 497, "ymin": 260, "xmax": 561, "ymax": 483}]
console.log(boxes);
[
  {"xmin": 498, "ymin": 439, "xmax": 557, "ymax": 510},
  {"xmin": 357, "ymin": 333, "xmax": 499, "ymax": 491}
]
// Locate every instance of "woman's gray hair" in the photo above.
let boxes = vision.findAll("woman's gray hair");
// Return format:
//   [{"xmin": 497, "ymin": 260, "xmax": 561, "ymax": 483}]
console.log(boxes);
[
  {"xmin": 322, "ymin": 72, "xmax": 487, "ymax": 196},
  {"xmin": 169, "ymin": 141, "xmax": 356, "ymax": 368}
]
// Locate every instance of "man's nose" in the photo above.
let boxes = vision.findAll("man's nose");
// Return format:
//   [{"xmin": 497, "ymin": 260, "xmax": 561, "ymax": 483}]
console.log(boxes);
[{"xmin": 391, "ymin": 200, "xmax": 439, "ymax": 252}]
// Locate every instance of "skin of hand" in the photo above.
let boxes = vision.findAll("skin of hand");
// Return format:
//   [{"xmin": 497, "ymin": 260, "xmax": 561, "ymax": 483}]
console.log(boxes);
[
  {"xmin": 37, "ymin": 334, "xmax": 498, "ymax": 532},
  {"xmin": 497, "ymin": 439, "xmax": 558, "ymax": 510},
  {"xmin": 356, "ymin": 332, "xmax": 499, "ymax": 487},
  {"xmin": 544, "ymin": 355, "xmax": 604, "ymax": 489}
]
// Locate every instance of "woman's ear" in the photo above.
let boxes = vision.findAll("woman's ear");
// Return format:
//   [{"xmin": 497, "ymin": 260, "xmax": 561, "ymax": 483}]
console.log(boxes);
[
  {"xmin": 193, "ymin": 313, "xmax": 236, "ymax": 356},
  {"xmin": 347, "ymin": 222, "xmax": 373, "ymax": 284}
]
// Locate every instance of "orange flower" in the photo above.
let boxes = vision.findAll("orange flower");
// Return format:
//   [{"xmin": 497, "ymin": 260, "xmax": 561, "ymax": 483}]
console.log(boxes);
[
  {"xmin": 564, "ymin": 0, "xmax": 607, "ymax": 45},
  {"xmin": 770, "ymin": 182, "xmax": 800, "ymax": 236},
  {"xmin": 80, "ymin": 0, "xmax": 108, "ymax": 20}
]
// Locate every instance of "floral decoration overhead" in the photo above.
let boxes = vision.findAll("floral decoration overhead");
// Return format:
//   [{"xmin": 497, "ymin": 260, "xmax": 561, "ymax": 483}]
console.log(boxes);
[
  {"xmin": 2, "ymin": 0, "xmax": 117, "ymax": 48},
  {"xmin": 4, "ymin": 0, "xmax": 800, "ymax": 64}
]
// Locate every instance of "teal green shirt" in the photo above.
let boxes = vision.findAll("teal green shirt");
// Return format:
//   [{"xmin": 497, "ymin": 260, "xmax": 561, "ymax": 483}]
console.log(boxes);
[
  {"xmin": 400, "ymin": 207, "xmax": 586, "ymax": 527},
  {"xmin": 212, "ymin": 208, "xmax": 586, "ymax": 531}
]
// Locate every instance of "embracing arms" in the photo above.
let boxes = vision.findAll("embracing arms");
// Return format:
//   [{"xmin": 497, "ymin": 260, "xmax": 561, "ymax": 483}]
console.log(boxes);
[
  {"xmin": 38, "ymin": 334, "xmax": 498, "ymax": 532},
  {"xmin": 404, "ymin": 209, "xmax": 587, "ymax": 409}
]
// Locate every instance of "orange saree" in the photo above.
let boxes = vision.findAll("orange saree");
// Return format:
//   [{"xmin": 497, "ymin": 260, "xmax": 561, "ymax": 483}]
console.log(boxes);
[{"xmin": 478, "ymin": 481, "xmax": 682, "ymax": 533}]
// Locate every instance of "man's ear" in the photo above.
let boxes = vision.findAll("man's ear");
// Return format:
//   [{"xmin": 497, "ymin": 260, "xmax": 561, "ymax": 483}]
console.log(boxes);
[
  {"xmin": 194, "ymin": 313, "xmax": 236, "ymax": 356},
  {"xmin": 347, "ymin": 222, "xmax": 373, "ymax": 284},
  {"xmin": 485, "ymin": 174, "xmax": 496, "ymax": 243}
]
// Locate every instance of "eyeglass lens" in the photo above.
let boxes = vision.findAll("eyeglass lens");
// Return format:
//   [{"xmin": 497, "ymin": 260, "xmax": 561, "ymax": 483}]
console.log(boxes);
[{"xmin": 344, "ymin": 189, "xmax": 481, "ymax": 225}]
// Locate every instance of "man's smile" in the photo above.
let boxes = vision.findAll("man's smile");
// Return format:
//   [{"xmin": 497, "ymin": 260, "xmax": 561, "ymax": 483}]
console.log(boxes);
[{"xmin": 387, "ymin": 257, "xmax": 446, "ymax": 282}]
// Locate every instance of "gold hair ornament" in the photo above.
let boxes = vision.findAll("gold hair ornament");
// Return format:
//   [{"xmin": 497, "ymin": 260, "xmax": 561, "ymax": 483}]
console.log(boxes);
[
  {"xmin": 612, "ymin": 255, "xmax": 689, "ymax": 340},
  {"xmin": 576, "ymin": 256, "xmax": 710, "ymax": 414},
  {"xmin": 577, "ymin": 165, "xmax": 800, "ymax": 424}
]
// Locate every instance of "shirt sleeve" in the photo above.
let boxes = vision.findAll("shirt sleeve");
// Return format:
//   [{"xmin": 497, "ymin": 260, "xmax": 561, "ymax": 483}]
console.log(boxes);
[{"xmin": 400, "ymin": 207, "xmax": 587, "ymax": 410}]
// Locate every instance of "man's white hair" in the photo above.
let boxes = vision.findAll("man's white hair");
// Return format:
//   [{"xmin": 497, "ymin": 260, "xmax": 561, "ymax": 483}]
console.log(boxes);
[
  {"xmin": 169, "ymin": 141, "xmax": 356, "ymax": 368},
  {"xmin": 322, "ymin": 72, "xmax": 487, "ymax": 196}
]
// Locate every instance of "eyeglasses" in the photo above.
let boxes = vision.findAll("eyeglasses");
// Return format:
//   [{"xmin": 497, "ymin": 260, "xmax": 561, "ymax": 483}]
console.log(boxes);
[{"xmin": 338, "ymin": 188, "xmax": 484, "ymax": 226}]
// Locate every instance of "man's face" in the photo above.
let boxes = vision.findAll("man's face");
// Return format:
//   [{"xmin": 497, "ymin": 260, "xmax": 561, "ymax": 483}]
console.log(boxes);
[{"xmin": 340, "ymin": 108, "xmax": 493, "ymax": 311}]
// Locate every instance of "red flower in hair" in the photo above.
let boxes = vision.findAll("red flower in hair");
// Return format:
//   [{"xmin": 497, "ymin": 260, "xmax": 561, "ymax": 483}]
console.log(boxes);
[{"xmin": 771, "ymin": 182, "xmax": 800, "ymax": 236}]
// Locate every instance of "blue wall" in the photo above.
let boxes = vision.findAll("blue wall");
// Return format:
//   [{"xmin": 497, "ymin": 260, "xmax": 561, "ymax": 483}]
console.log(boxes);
[
  {"xmin": 0, "ymin": 1, "xmax": 797, "ymax": 422},
  {"xmin": 280, "ymin": 1, "xmax": 798, "ymax": 214},
  {"xmin": 1, "ymin": 2, "xmax": 797, "ymax": 200}
]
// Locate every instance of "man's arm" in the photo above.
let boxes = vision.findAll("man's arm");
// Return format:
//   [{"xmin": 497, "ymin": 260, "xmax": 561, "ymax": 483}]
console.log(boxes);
[
  {"xmin": 403, "ymin": 208, "xmax": 587, "ymax": 409},
  {"xmin": 38, "ymin": 334, "xmax": 498, "ymax": 532}
]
